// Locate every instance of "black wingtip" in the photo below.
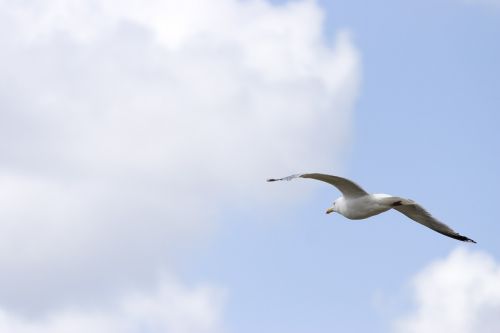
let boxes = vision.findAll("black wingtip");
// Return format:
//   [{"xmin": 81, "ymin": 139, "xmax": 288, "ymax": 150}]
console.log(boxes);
[
  {"xmin": 437, "ymin": 230, "xmax": 477, "ymax": 243},
  {"xmin": 457, "ymin": 235, "xmax": 477, "ymax": 244},
  {"xmin": 266, "ymin": 174, "xmax": 301, "ymax": 182}
]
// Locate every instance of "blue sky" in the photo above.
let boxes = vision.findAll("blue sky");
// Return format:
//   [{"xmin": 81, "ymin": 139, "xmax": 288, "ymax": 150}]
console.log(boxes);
[
  {"xmin": 0, "ymin": 0, "xmax": 499, "ymax": 332},
  {"xmin": 187, "ymin": 1, "xmax": 500, "ymax": 332}
]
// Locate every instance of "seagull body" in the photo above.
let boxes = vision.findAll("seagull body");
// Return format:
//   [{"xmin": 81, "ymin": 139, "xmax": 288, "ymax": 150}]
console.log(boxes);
[
  {"xmin": 267, "ymin": 173, "xmax": 475, "ymax": 243},
  {"xmin": 331, "ymin": 193, "xmax": 397, "ymax": 220}
]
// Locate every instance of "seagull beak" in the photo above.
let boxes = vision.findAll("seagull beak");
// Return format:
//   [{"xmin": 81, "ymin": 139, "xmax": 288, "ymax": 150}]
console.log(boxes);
[{"xmin": 326, "ymin": 207, "xmax": 335, "ymax": 214}]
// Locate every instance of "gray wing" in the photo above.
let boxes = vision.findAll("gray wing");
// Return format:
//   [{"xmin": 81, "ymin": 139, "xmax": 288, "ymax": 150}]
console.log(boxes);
[
  {"xmin": 393, "ymin": 201, "xmax": 476, "ymax": 243},
  {"xmin": 267, "ymin": 173, "xmax": 368, "ymax": 198}
]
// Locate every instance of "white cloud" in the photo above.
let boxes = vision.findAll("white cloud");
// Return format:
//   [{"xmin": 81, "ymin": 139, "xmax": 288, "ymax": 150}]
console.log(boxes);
[
  {"xmin": 395, "ymin": 248, "xmax": 500, "ymax": 333},
  {"xmin": 0, "ymin": 0, "xmax": 360, "ymax": 327},
  {"xmin": 0, "ymin": 278, "xmax": 225, "ymax": 333}
]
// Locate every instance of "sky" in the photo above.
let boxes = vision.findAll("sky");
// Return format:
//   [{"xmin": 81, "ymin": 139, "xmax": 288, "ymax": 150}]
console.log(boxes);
[{"xmin": 0, "ymin": 0, "xmax": 499, "ymax": 332}]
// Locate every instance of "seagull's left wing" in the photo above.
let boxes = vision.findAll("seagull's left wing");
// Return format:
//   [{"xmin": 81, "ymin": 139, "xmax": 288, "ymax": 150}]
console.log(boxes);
[
  {"xmin": 393, "ymin": 201, "xmax": 476, "ymax": 243},
  {"xmin": 267, "ymin": 173, "xmax": 368, "ymax": 199}
]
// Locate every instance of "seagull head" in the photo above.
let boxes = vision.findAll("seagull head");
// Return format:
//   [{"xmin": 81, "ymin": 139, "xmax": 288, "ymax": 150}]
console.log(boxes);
[{"xmin": 326, "ymin": 201, "xmax": 337, "ymax": 214}]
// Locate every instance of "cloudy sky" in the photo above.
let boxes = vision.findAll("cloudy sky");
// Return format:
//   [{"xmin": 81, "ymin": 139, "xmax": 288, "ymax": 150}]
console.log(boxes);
[{"xmin": 0, "ymin": 0, "xmax": 499, "ymax": 332}]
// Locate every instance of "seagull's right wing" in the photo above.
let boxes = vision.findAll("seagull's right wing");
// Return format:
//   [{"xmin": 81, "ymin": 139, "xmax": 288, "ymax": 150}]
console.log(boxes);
[
  {"xmin": 393, "ymin": 201, "xmax": 476, "ymax": 243},
  {"xmin": 267, "ymin": 173, "xmax": 368, "ymax": 199}
]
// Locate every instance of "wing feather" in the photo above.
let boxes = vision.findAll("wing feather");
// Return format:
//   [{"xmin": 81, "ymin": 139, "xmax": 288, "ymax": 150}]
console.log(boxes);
[
  {"xmin": 267, "ymin": 173, "xmax": 368, "ymax": 198},
  {"xmin": 394, "ymin": 202, "xmax": 476, "ymax": 243}
]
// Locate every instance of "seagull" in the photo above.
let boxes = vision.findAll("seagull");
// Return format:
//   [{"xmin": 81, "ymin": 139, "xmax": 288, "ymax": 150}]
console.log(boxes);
[{"xmin": 267, "ymin": 173, "xmax": 476, "ymax": 243}]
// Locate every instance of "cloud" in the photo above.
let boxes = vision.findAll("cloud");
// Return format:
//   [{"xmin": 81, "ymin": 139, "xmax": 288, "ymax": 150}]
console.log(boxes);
[
  {"xmin": 394, "ymin": 248, "xmax": 500, "ymax": 333},
  {"xmin": 0, "ymin": 0, "xmax": 360, "ymax": 327},
  {"xmin": 0, "ymin": 278, "xmax": 225, "ymax": 333}
]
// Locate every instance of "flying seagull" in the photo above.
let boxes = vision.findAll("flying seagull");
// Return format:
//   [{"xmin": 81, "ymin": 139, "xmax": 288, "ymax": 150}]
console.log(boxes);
[{"xmin": 267, "ymin": 173, "xmax": 476, "ymax": 243}]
